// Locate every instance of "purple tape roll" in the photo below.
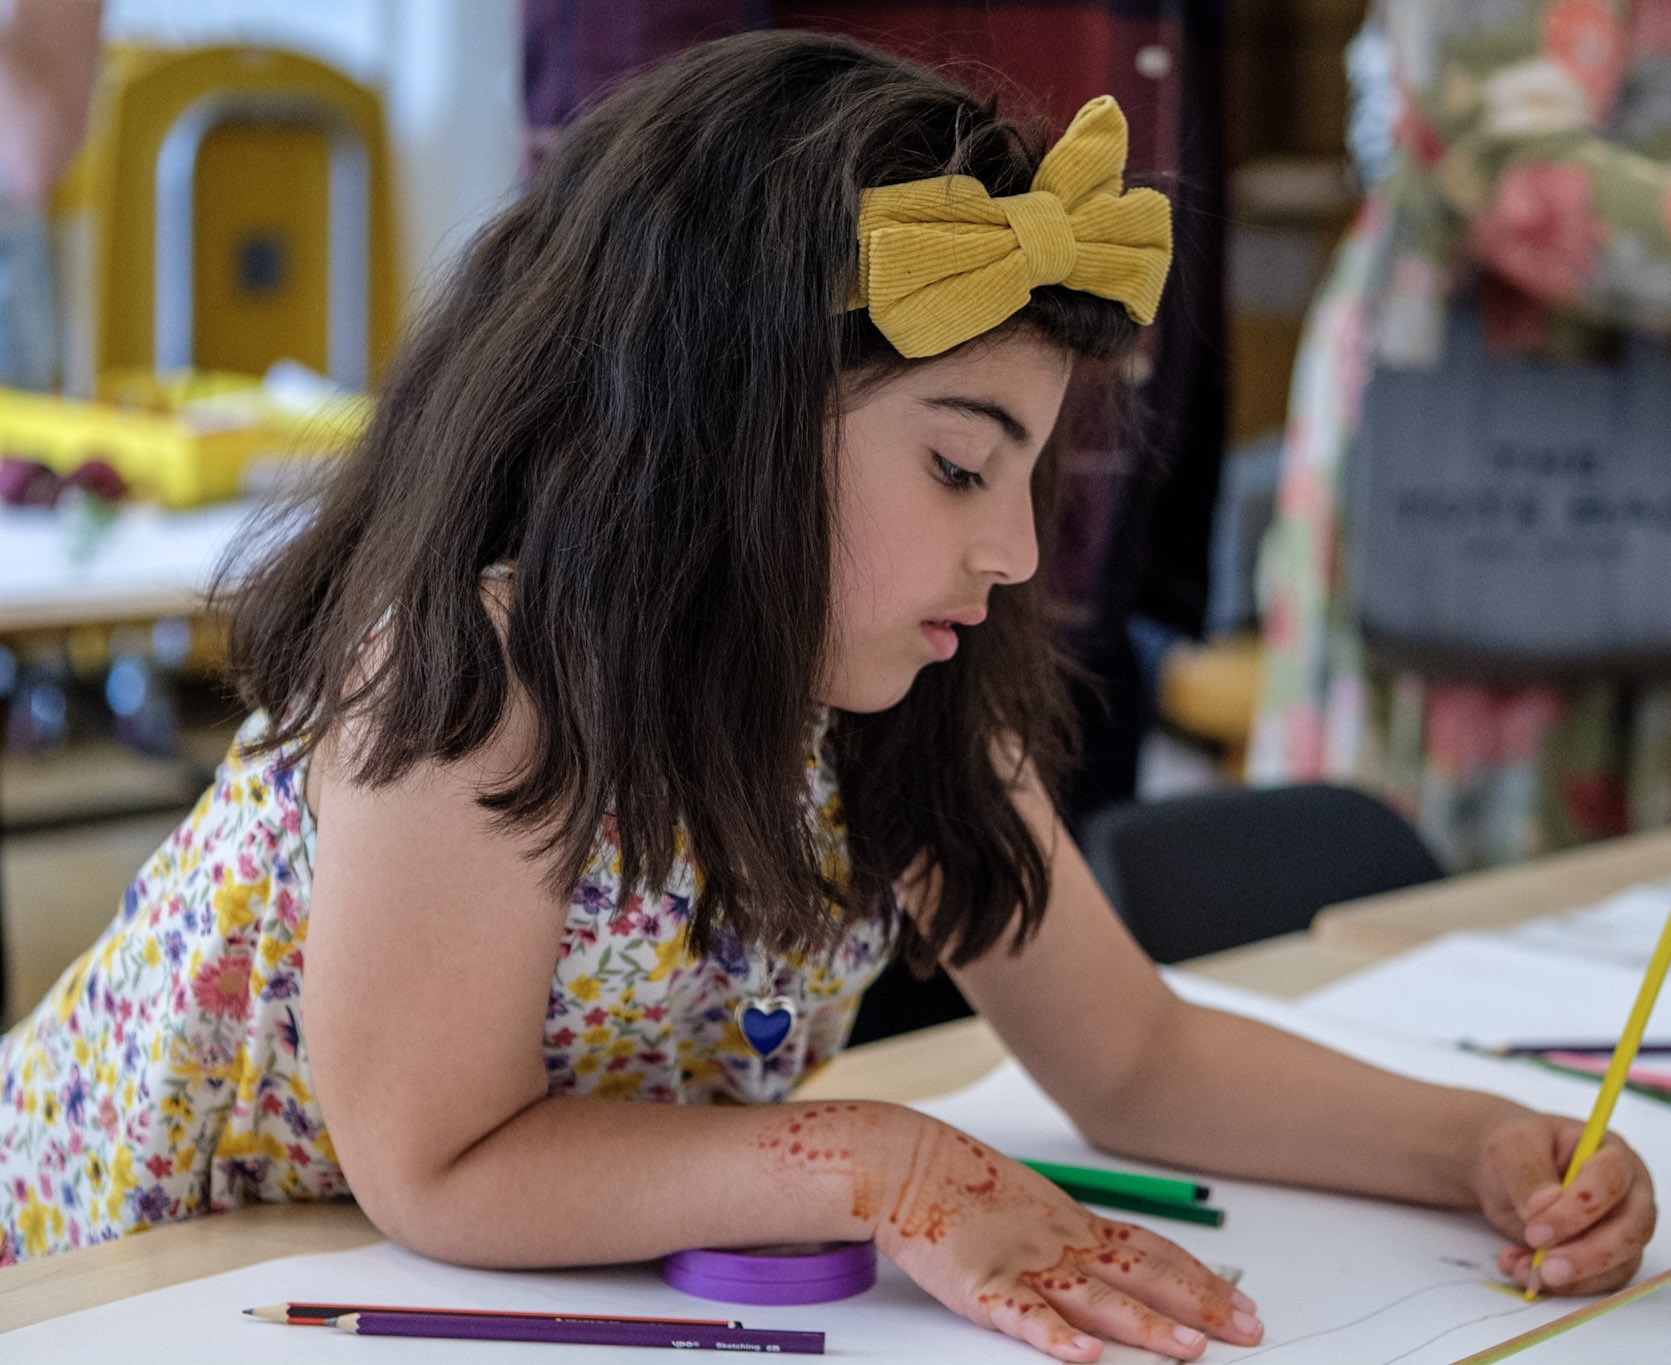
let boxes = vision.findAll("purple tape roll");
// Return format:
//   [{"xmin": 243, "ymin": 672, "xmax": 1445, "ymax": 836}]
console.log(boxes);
[{"xmin": 662, "ymin": 1241, "xmax": 877, "ymax": 1306}]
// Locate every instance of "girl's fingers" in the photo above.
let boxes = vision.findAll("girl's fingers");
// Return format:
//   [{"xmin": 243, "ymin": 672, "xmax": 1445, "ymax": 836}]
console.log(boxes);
[
  {"xmin": 982, "ymin": 1288, "xmax": 1106, "ymax": 1363},
  {"xmin": 1522, "ymin": 1143, "xmax": 1638, "ymax": 1249},
  {"xmin": 1541, "ymin": 1253, "xmax": 1646, "ymax": 1298},
  {"xmin": 1102, "ymin": 1220, "xmax": 1220, "ymax": 1283},
  {"xmin": 1506, "ymin": 1183, "xmax": 1657, "ymax": 1295},
  {"xmin": 1031, "ymin": 1272, "xmax": 1210, "ymax": 1360},
  {"xmin": 1080, "ymin": 1242, "xmax": 1262, "ymax": 1345},
  {"xmin": 1504, "ymin": 1244, "xmax": 1645, "ymax": 1298},
  {"xmin": 1097, "ymin": 1220, "xmax": 1257, "ymax": 1311}
]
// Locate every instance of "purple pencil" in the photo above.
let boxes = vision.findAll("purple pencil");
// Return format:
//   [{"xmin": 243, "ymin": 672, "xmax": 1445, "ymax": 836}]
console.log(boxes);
[
  {"xmin": 333, "ymin": 1310, "xmax": 826, "ymax": 1354},
  {"xmin": 1492, "ymin": 1041, "xmax": 1671, "ymax": 1057}
]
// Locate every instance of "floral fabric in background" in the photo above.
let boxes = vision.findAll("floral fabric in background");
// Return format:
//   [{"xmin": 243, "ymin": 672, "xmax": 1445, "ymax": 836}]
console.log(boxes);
[{"xmin": 1252, "ymin": 0, "xmax": 1671, "ymax": 871}]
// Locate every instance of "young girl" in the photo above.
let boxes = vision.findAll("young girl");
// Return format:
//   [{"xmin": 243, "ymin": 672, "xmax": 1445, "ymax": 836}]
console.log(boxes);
[{"xmin": 0, "ymin": 31, "xmax": 1655, "ymax": 1361}]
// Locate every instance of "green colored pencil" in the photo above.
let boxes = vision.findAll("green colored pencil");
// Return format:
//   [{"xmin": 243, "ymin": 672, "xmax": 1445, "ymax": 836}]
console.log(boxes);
[
  {"xmin": 1019, "ymin": 1161, "xmax": 1225, "ymax": 1227},
  {"xmin": 1020, "ymin": 1159, "xmax": 1210, "ymax": 1205},
  {"xmin": 1055, "ymin": 1183, "xmax": 1226, "ymax": 1227}
]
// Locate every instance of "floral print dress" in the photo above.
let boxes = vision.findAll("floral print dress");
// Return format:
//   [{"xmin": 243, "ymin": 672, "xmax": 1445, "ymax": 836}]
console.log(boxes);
[{"xmin": 0, "ymin": 711, "xmax": 892, "ymax": 1263}]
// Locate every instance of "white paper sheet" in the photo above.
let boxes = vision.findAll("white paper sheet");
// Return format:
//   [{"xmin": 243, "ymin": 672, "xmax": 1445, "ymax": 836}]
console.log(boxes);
[
  {"xmin": 8, "ymin": 977, "xmax": 1669, "ymax": 1364},
  {"xmin": 919, "ymin": 991, "xmax": 1671, "ymax": 1365},
  {"xmin": 1296, "ymin": 932, "xmax": 1671, "ymax": 1051},
  {"xmin": 4, "ymin": 1240, "xmax": 1024, "ymax": 1364},
  {"xmin": 1487, "ymin": 1279, "xmax": 1671, "ymax": 1360},
  {"xmin": 1508, "ymin": 881, "xmax": 1671, "ymax": 973}
]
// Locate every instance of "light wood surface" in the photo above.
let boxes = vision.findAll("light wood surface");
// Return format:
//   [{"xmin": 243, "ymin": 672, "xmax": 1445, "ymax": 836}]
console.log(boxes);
[
  {"xmin": 1313, "ymin": 828, "xmax": 1671, "ymax": 956},
  {"xmin": 0, "ymin": 1201, "xmax": 381, "ymax": 1333},
  {"xmin": 1174, "ymin": 931, "xmax": 1382, "ymax": 1001},
  {"xmin": 5, "ymin": 829, "xmax": 1661, "ymax": 1334},
  {"xmin": 0, "ymin": 591, "xmax": 207, "ymax": 634}
]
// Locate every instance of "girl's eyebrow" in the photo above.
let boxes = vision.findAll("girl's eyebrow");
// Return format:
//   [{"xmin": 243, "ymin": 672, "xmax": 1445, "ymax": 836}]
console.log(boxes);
[{"xmin": 917, "ymin": 395, "xmax": 1030, "ymax": 447}]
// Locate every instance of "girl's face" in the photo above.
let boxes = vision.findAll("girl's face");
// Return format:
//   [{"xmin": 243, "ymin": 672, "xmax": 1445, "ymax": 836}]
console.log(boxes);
[{"xmin": 825, "ymin": 329, "xmax": 1073, "ymax": 713}]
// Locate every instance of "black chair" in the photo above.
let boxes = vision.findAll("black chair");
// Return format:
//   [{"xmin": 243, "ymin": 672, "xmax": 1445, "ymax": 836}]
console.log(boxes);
[{"xmin": 1093, "ymin": 783, "xmax": 1445, "ymax": 964}]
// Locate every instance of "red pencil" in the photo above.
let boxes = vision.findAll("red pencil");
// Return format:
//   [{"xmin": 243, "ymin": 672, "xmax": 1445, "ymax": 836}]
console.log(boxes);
[{"xmin": 245, "ymin": 1301, "xmax": 740, "ymax": 1328}]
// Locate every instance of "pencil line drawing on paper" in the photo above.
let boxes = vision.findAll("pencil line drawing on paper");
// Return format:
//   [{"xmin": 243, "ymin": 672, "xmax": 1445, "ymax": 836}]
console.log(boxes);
[
  {"xmin": 1231, "ymin": 1276, "xmax": 1542, "ymax": 1363},
  {"xmin": 1377, "ymin": 1303, "xmax": 1544, "ymax": 1365}
]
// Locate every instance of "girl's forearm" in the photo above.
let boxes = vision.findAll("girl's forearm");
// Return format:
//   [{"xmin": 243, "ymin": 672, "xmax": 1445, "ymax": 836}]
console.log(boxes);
[
  {"xmin": 366, "ymin": 1094, "xmax": 914, "ymax": 1267},
  {"xmin": 1083, "ymin": 1001, "xmax": 1527, "ymax": 1209}
]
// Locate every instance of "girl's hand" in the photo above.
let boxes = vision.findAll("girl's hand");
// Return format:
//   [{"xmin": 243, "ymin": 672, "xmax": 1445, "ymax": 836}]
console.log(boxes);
[
  {"xmin": 873, "ymin": 1114, "xmax": 1263, "ymax": 1361},
  {"xmin": 1476, "ymin": 1111, "xmax": 1658, "ymax": 1295}
]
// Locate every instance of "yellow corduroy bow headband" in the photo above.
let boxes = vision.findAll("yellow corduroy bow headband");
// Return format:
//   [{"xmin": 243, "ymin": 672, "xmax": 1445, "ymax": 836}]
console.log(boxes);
[{"xmin": 848, "ymin": 95, "xmax": 1173, "ymax": 358}]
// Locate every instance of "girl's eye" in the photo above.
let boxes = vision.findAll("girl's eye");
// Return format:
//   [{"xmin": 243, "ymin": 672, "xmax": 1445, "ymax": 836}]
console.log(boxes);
[{"xmin": 931, "ymin": 452, "xmax": 987, "ymax": 492}]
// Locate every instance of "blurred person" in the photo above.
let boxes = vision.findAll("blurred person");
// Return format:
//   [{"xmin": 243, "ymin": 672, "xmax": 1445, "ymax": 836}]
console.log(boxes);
[
  {"xmin": 1252, "ymin": 0, "xmax": 1671, "ymax": 869},
  {"xmin": 0, "ymin": 0, "xmax": 101, "ymax": 389}
]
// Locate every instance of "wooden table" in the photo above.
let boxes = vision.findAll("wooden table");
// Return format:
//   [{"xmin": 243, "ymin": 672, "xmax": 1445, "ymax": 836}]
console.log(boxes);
[
  {"xmin": 7, "ymin": 825, "xmax": 1662, "ymax": 1335},
  {"xmin": 1313, "ymin": 827, "xmax": 1671, "ymax": 956},
  {"xmin": 0, "ymin": 501, "xmax": 258, "ymax": 636}
]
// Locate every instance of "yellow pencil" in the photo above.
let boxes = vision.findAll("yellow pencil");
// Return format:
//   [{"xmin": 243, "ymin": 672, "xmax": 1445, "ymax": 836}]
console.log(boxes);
[{"xmin": 1525, "ymin": 904, "xmax": 1671, "ymax": 1301}]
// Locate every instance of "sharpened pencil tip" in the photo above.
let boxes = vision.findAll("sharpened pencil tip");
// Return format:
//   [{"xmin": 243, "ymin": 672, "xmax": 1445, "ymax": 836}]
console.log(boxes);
[{"xmin": 245, "ymin": 1305, "xmax": 289, "ymax": 1323}]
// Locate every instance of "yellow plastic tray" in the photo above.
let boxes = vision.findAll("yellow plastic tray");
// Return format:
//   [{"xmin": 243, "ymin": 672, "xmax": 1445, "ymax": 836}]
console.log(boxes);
[
  {"xmin": 0, "ymin": 370, "xmax": 369, "ymax": 506},
  {"xmin": 0, "ymin": 387, "xmax": 265, "ymax": 506}
]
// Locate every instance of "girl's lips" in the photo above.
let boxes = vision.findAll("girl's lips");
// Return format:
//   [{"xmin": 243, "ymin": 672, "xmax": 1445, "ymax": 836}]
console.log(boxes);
[{"xmin": 921, "ymin": 620, "xmax": 960, "ymax": 660}]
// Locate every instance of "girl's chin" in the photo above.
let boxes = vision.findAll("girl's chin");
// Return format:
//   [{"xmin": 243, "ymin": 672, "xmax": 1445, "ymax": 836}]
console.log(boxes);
[{"xmin": 819, "ymin": 664, "xmax": 923, "ymax": 715}]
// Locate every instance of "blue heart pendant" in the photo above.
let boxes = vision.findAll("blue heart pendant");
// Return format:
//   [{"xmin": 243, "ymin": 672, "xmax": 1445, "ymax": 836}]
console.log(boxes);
[{"xmin": 738, "ymin": 995, "xmax": 798, "ymax": 1059}]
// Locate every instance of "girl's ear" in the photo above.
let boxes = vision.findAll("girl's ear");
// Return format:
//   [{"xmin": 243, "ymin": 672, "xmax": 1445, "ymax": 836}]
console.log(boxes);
[{"xmin": 480, "ymin": 572, "xmax": 514, "ymax": 641}]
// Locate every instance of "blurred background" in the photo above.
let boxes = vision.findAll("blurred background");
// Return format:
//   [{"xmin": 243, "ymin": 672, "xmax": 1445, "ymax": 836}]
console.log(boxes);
[{"xmin": 4, "ymin": 0, "xmax": 1669, "ymax": 1036}]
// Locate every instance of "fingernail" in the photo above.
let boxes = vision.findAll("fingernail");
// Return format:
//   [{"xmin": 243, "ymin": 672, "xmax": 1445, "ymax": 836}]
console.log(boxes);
[
  {"xmin": 1232, "ymin": 1290, "xmax": 1257, "ymax": 1313},
  {"xmin": 1540, "ymin": 1258, "xmax": 1573, "ymax": 1286},
  {"xmin": 1172, "ymin": 1325, "xmax": 1205, "ymax": 1349},
  {"xmin": 1527, "ymin": 1186, "xmax": 1562, "ymax": 1216},
  {"xmin": 1525, "ymin": 1222, "xmax": 1555, "ymax": 1248},
  {"xmin": 1072, "ymin": 1334, "xmax": 1100, "ymax": 1353},
  {"xmin": 1232, "ymin": 1310, "xmax": 1261, "ymax": 1336}
]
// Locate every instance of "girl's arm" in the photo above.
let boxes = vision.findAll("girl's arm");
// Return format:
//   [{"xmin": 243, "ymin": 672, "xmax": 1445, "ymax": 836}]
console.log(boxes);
[
  {"xmin": 303, "ymin": 700, "xmax": 888, "ymax": 1264},
  {"xmin": 301, "ymin": 699, "xmax": 1254, "ymax": 1362},
  {"xmin": 942, "ymin": 770, "xmax": 1656, "ymax": 1295}
]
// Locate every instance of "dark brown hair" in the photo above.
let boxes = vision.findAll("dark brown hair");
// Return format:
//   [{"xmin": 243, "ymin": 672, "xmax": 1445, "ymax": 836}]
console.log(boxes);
[{"xmin": 222, "ymin": 30, "xmax": 1142, "ymax": 974}]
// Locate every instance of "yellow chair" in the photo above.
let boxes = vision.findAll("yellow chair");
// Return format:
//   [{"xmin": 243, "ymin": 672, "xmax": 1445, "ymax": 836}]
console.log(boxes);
[
  {"xmin": 52, "ymin": 45, "xmax": 400, "ymax": 395},
  {"xmin": 1157, "ymin": 631, "xmax": 1264, "ymax": 781}
]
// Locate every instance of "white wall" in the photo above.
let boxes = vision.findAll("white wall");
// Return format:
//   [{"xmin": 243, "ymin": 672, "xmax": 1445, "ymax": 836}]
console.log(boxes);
[
  {"xmin": 374, "ymin": 1, "xmax": 523, "ymax": 299},
  {"xmin": 103, "ymin": 0, "xmax": 522, "ymax": 305}
]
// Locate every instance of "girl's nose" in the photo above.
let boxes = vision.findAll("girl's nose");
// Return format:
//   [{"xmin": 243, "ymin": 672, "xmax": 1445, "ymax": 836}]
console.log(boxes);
[{"xmin": 966, "ymin": 491, "xmax": 1039, "ymax": 584}]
